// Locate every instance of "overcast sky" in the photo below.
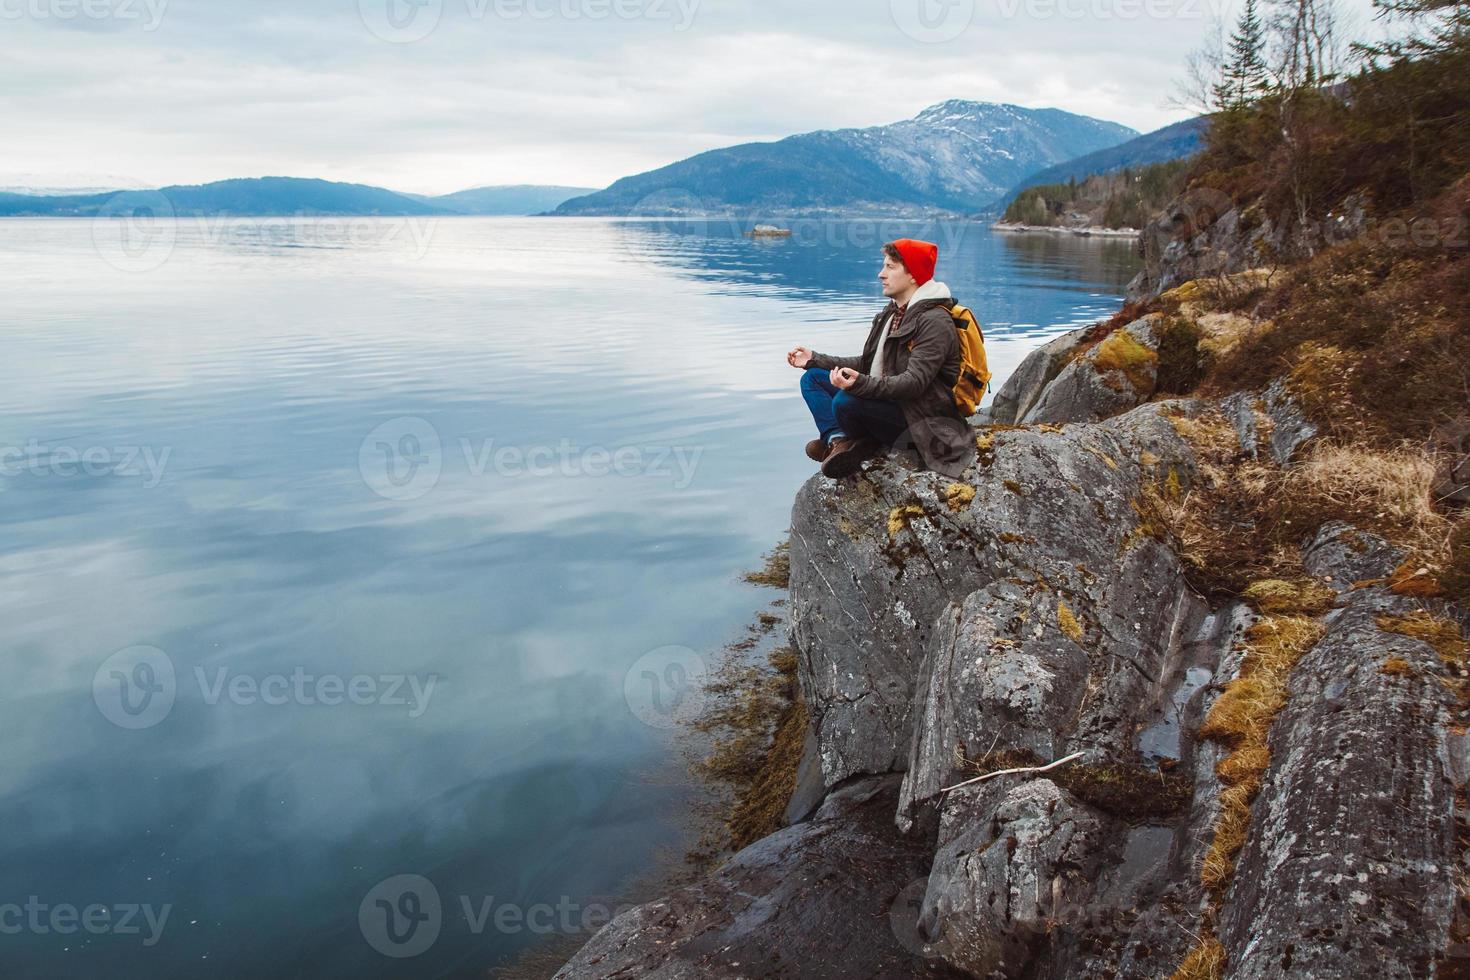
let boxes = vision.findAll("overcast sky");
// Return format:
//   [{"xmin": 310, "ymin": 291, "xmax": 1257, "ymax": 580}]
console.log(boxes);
[{"xmin": 0, "ymin": 0, "xmax": 1385, "ymax": 195}]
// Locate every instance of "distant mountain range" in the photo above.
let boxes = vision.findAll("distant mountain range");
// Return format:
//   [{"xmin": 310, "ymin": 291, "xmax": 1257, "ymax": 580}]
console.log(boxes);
[
  {"xmin": 0, "ymin": 107, "xmax": 1208, "ymax": 221},
  {"xmin": 0, "ymin": 178, "xmax": 596, "ymax": 218},
  {"xmin": 405, "ymin": 184, "xmax": 598, "ymax": 215},
  {"xmin": 0, "ymin": 172, "xmax": 153, "ymax": 196},
  {"xmin": 549, "ymin": 101, "xmax": 1139, "ymax": 217},
  {"xmin": 991, "ymin": 116, "xmax": 1209, "ymax": 212}
]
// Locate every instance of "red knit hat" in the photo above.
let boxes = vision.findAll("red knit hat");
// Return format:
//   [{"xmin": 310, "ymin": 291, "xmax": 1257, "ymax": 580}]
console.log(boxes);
[{"xmin": 889, "ymin": 238, "xmax": 938, "ymax": 286}]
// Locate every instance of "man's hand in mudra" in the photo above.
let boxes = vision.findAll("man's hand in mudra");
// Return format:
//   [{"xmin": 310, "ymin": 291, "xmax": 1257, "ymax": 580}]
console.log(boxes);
[
  {"xmin": 787, "ymin": 346, "xmax": 813, "ymax": 368},
  {"xmin": 830, "ymin": 367, "xmax": 860, "ymax": 390}
]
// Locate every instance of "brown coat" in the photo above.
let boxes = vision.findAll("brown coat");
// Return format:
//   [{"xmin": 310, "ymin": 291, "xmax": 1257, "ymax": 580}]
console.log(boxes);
[{"xmin": 808, "ymin": 280, "xmax": 977, "ymax": 478}]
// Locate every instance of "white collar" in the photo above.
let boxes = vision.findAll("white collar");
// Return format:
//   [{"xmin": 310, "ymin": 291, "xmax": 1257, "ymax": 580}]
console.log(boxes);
[
  {"xmin": 894, "ymin": 279, "xmax": 950, "ymax": 309},
  {"xmin": 890, "ymin": 279, "xmax": 950, "ymax": 316}
]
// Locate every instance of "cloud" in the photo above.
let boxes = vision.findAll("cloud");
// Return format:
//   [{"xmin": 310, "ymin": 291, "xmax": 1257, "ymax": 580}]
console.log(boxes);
[{"xmin": 0, "ymin": 0, "xmax": 1384, "ymax": 194}]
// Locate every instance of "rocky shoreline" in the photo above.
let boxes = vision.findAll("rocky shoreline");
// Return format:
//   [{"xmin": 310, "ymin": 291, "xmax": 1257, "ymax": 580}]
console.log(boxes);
[
  {"xmin": 552, "ymin": 195, "xmax": 1469, "ymax": 979},
  {"xmin": 991, "ymin": 221, "xmax": 1140, "ymax": 238}
]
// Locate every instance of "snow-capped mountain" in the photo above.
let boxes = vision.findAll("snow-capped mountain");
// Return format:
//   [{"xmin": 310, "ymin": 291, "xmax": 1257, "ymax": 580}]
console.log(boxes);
[
  {"xmin": 552, "ymin": 101, "xmax": 1138, "ymax": 216},
  {"xmin": 0, "ymin": 172, "xmax": 153, "ymax": 196}
]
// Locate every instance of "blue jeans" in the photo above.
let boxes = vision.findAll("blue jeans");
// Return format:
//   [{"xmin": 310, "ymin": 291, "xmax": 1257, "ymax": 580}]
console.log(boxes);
[{"xmin": 800, "ymin": 367, "xmax": 910, "ymax": 446}]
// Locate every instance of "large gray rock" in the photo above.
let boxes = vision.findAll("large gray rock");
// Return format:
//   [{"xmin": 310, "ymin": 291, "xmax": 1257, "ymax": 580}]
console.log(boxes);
[
  {"xmin": 989, "ymin": 315, "xmax": 1172, "ymax": 429},
  {"xmin": 918, "ymin": 779, "xmax": 1107, "ymax": 977},
  {"xmin": 987, "ymin": 325, "xmax": 1091, "ymax": 425},
  {"xmin": 1302, "ymin": 520, "xmax": 1405, "ymax": 591},
  {"xmin": 790, "ymin": 400, "xmax": 1201, "ymax": 793},
  {"xmin": 1219, "ymin": 378, "xmax": 1319, "ymax": 465},
  {"xmin": 1128, "ymin": 191, "xmax": 1253, "ymax": 301},
  {"xmin": 908, "ymin": 595, "xmax": 1256, "ymax": 980},
  {"xmin": 898, "ymin": 559, "xmax": 1202, "ymax": 821},
  {"xmin": 1217, "ymin": 580, "xmax": 1464, "ymax": 976},
  {"xmin": 557, "ymin": 324, "xmax": 1467, "ymax": 980},
  {"xmin": 1125, "ymin": 188, "xmax": 1368, "ymax": 302},
  {"xmin": 788, "ymin": 461, "xmax": 995, "ymax": 783},
  {"xmin": 551, "ymin": 776, "xmax": 968, "ymax": 980},
  {"xmin": 1020, "ymin": 316, "xmax": 1162, "ymax": 426}
]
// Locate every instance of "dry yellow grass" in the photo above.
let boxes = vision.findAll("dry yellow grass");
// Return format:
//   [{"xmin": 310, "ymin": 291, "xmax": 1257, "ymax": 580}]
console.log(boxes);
[
  {"xmin": 1160, "ymin": 269, "xmax": 1277, "ymax": 314},
  {"xmin": 1194, "ymin": 310, "xmax": 1265, "ymax": 361},
  {"xmin": 1165, "ymin": 410, "xmax": 1238, "ymax": 452},
  {"xmin": 1377, "ymin": 611, "xmax": 1468, "ymax": 666},
  {"xmin": 1284, "ymin": 442, "xmax": 1449, "ymax": 555},
  {"xmin": 1197, "ymin": 615, "xmax": 1326, "ymax": 893},
  {"xmin": 1171, "ymin": 933, "xmax": 1227, "ymax": 980},
  {"xmin": 1214, "ymin": 744, "xmax": 1271, "ymax": 785},
  {"xmin": 1201, "ymin": 783, "xmax": 1258, "ymax": 889},
  {"xmin": 1240, "ymin": 578, "xmax": 1335, "ymax": 616},
  {"xmin": 1153, "ymin": 411, "xmax": 1457, "ymax": 599}
]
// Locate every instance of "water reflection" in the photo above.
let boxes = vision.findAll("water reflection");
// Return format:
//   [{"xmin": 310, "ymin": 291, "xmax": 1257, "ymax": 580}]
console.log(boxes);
[{"xmin": 0, "ymin": 217, "xmax": 1137, "ymax": 979}]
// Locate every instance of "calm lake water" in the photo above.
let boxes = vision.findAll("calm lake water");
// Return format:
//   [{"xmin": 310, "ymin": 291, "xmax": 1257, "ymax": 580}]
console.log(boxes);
[{"xmin": 0, "ymin": 216, "xmax": 1138, "ymax": 978}]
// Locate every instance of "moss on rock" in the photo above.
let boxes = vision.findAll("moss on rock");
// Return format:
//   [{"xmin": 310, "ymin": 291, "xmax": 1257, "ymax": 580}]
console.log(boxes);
[{"xmin": 1092, "ymin": 327, "xmax": 1160, "ymax": 395}]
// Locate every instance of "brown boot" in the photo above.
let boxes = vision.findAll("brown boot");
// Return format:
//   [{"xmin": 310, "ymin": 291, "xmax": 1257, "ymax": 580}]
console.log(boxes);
[
  {"xmin": 821, "ymin": 437, "xmax": 879, "ymax": 478},
  {"xmin": 805, "ymin": 438, "xmax": 831, "ymax": 463}
]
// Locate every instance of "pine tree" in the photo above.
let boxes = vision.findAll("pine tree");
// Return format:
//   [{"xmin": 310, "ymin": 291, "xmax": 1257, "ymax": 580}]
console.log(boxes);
[{"xmin": 1213, "ymin": 0, "xmax": 1271, "ymax": 109}]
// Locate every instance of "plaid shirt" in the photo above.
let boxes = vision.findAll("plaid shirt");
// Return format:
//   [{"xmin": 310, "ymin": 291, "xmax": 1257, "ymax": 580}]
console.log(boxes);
[{"xmin": 872, "ymin": 304, "xmax": 906, "ymax": 380}]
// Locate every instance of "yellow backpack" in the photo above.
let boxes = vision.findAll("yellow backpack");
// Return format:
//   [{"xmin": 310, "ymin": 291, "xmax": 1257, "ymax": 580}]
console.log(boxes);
[
  {"xmin": 899, "ymin": 302, "xmax": 992, "ymax": 415},
  {"xmin": 948, "ymin": 304, "xmax": 991, "ymax": 416}
]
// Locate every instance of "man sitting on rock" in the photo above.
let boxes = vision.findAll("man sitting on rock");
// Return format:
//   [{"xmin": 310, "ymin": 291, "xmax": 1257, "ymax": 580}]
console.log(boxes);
[{"xmin": 787, "ymin": 238, "xmax": 976, "ymax": 479}]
